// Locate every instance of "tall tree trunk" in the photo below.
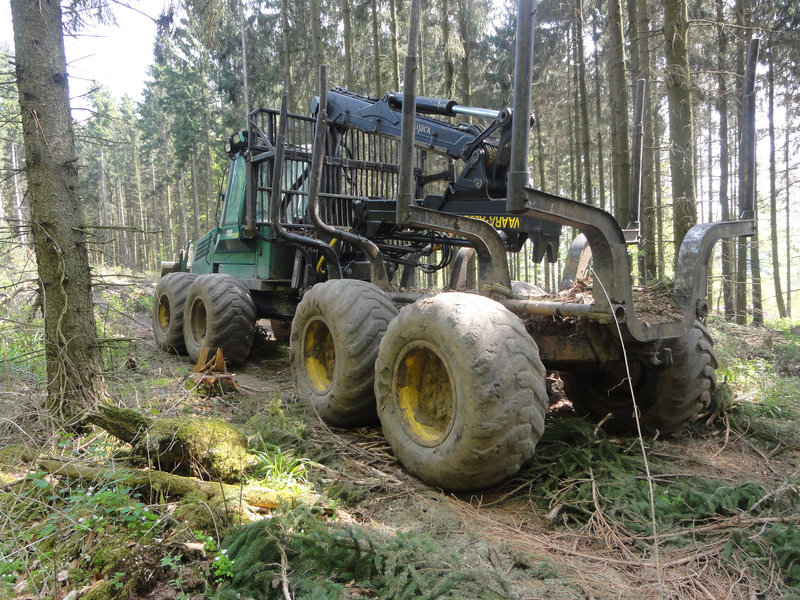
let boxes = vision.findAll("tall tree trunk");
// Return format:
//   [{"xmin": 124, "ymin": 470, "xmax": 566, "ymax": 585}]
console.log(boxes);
[
  {"xmin": 767, "ymin": 49, "xmax": 786, "ymax": 318},
  {"xmin": 150, "ymin": 159, "xmax": 161, "ymax": 266},
  {"xmin": 11, "ymin": 0, "xmax": 107, "ymax": 421},
  {"xmin": 99, "ymin": 148, "xmax": 111, "ymax": 265},
  {"xmin": 786, "ymin": 85, "xmax": 792, "ymax": 319},
  {"xmin": 441, "ymin": 0, "xmax": 453, "ymax": 98},
  {"xmin": 179, "ymin": 172, "xmax": 189, "ymax": 246},
  {"xmin": 11, "ymin": 142, "xmax": 26, "ymax": 245},
  {"xmin": 457, "ymin": 0, "xmax": 472, "ymax": 108},
  {"xmin": 570, "ymin": 27, "xmax": 582, "ymax": 204},
  {"xmin": 388, "ymin": 0, "xmax": 400, "ymax": 90},
  {"xmin": 371, "ymin": 0, "xmax": 382, "ymax": 94},
  {"xmin": 715, "ymin": 0, "xmax": 734, "ymax": 318},
  {"xmin": 664, "ymin": 0, "xmax": 697, "ymax": 267},
  {"xmin": 734, "ymin": 0, "xmax": 748, "ymax": 324},
  {"xmin": 654, "ymin": 108, "xmax": 664, "ymax": 280},
  {"xmin": 238, "ymin": 0, "xmax": 250, "ymax": 120},
  {"xmin": 342, "ymin": 0, "xmax": 354, "ymax": 90},
  {"xmin": 607, "ymin": 0, "xmax": 630, "ymax": 224},
  {"xmin": 575, "ymin": 0, "xmax": 592, "ymax": 206},
  {"xmin": 281, "ymin": 0, "xmax": 295, "ymax": 107},
  {"xmin": 190, "ymin": 154, "xmax": 201, "ymax": 242},
  {"xmin": 132, "ymin": 144, "xmax": 148, "ymax": 271},
  {"xmin": 592, "ymin": 33, "xmax": 606, "ymax": 212},
  {"xmin": 636, "ymin": 0, "xmax": 655, "ymax": 281},
  {"xmin": 112, "ymin": 150, "xmax": 129, "ymax": 266},
  {"xmin": 311, "ymin": 0, "xmax": 323, "ymax": 71}
]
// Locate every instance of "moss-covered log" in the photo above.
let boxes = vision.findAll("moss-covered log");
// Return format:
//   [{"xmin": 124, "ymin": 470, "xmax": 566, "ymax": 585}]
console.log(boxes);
[
  {"xmin": 36, "ymin": 457, "xmax": 314, "ymax": 510},
  {"xmin": 87, "ymin": 405, "xmax": 253, "ymax": 482}
]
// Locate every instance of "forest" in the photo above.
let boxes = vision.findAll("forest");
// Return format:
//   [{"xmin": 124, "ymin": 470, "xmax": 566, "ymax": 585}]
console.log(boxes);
[{"xmin": 1, "ymin": 0, "xmax": 800, "ymax": 598}]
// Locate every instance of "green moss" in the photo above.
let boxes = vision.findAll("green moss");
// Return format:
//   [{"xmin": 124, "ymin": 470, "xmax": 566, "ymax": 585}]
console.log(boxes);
[
  {"xmin": 0, "ymin": 444, "xmax": 36, "ymax": 469},
  {"xmin": 143, "ymin": 416, "xmax": 253, "ymax": 481},
  {"xmin": 173, "ymin": 494, "xmax": 230, "ymax": 536}
]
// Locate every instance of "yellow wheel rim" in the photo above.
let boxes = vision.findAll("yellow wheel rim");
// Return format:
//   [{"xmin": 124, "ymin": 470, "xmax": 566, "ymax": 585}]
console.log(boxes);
[
  {"xmin": 189, "ymin": 298, "xmax": 207, "ymax": 344},
  {"xmin": 394, "ymin": 342, "xmax": 454, "ymax": 447},
  {"xmin": 304, "ymin": 319, "xmax": 335, "ymax": 392},
  {"xmin": 157, "ymin": 295, "xmax": 170, "ymax": 329}
]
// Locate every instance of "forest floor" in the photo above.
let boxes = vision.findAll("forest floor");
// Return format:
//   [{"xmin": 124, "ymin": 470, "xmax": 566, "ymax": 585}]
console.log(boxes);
[{"xmin": 2, "ymin": 275, "xmax": 800, "ymax": 599}]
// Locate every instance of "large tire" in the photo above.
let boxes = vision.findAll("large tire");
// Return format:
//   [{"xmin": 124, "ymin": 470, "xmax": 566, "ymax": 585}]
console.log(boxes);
[
  {"xmin": 152, "ymin": 272, "xmax": 198, "ymax": 354},
  {"xmin": 374, "ymin": 293, "xmax": 548, "ymax": 491},
  {"xmin": 290, "ymin": 279, "xmax": 398, "ymax": 427},
  {"xmin": 561, "ymin": 321, "xmax": 718, "ymax": 435},
  {"xmin": 182, "ymin": 274, "xmax": 257, "ymax": 366}
]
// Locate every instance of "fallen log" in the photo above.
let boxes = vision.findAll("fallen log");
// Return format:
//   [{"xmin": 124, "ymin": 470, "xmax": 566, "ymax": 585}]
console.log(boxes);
[
  {"xmin": 36, "ymin": 456, "xmax": 315, "ymax": 510},
  {"xmin": 86, "ymin": 405, "xmax": 254, "ymax": 482}
]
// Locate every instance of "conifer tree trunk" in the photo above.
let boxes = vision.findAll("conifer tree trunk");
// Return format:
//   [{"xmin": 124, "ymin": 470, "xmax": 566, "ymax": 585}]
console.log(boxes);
[
  {"xmin": 664, "ymin": 0, "xmax": 697, "ymax": 266},
  {"xmin": 190, "ymin": 154, "xmax": 201, "ymax": 242},
  {"xmin": 607, "ymin": 0, "xmax": 630, "ymax": 223},
  {"xmin": 389, "ymin": 0, "xmax": 400, "ymax": 90},
  {"xmin": 457, "ymin": 0, "xmax": 472, "ymax": 107},
  {"xmin": 371, "ymin": 0, "xmax": 382, "ymax": 94},
  {"xmin": 786, "ymin": 87, "xmax": 792, "ymax": 319},
  {"xmin": 767, "ymin": 49, "xmax": 787, "ymax": 318},
  {"xmin": 11, "ymin": 0, "xmax": 107, "ymax": 421},
  {"xmin": 281, "ymin": 0, "xmax": 295, "ymax": 108},
  {"xmin": 715, "ymin": 0, "xmax": 734, "ymax": 319},
  {"xmin": 734, "ymin": 0, "xmax": 748, "ymax": 324},
  {"xmin": 100, "ymin": 147, "xmax": 111, "ymax": 264},
  {"xmin": 575, "ymin": 0, "xmax": 592, "ymax": 206},
  {"xmin": 441, "ymin": 0, "xmax": 453, "ymax": 98},
  {"xmin": 342, "ymin": 0, "xmax": 354, "ymax": 90},
  {"xmin": 11, "ymin": 142, "xmax": 26, "ymax": 245},
  {"xmin": 311, "ymin": 0, "xmax": 323, "ymax": 70},
  {"xmin": 592, "ymin": 35, "xmax": 606, "ymax": 212},
  {"xmin": 635, "ymin": 0, "xmax": 655, "ymax": 281}
]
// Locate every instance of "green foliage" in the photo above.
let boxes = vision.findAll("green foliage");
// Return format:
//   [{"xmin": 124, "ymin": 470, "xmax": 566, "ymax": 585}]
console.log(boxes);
[
  {"xmin": 217, "ymin": 504, "xmax": 512, "ymax": 599},
  {"xmin": 0, "ymin": 470, "xmax": 166, "ymax": 596},
  {"xmin": 252, "ymin": 443, "xmax": 310, "ymax": 493},
  {"xmin": 526, "ymin": 417, "xmax": 773, "ymax": 535}
]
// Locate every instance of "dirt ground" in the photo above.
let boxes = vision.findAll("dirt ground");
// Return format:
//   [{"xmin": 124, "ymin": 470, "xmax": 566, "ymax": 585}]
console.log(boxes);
[{"xmin": 114, "ymin": 298, "xmax": 800, "ymax": 600}]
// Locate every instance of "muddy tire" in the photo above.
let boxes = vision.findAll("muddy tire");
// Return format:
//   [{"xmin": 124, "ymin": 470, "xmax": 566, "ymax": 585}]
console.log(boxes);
[
  {"xmin": 290, "ymin": 280, "xmax": 398, "ymax": 427},
  {"xmin": 152, "ymin": 272, "xmax": 198, "ymax": 354},
  {"xmin": 562, "ymin": 321, "xmax": 718, "ymax": 435},
  {"xmin": 182, "ymin": 274, "xmax": 257, "ymax": 365},
  {"xmin": 374, "ymin": 293, "xmax": 548, "ymax": 491}
]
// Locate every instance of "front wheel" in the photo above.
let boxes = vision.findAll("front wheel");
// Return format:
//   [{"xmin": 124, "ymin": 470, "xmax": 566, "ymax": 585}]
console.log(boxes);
[
  {"xmin": 561, "ymin": 321, "xmax": 718, "ymax": 435},
  {"xmin": 153, "ymin": 272, "xmax": 198, "ymax": 354},
  {"xmin": 182, "ymin": 274, "xmax": 257, "ymax": 365},
  {"xmin": 375, "ymin": 293, "xmax": 548, "ymax": 491},
  {"xmin": 290, "ymin": 280, "xmax": 398, "ymax": 427}
]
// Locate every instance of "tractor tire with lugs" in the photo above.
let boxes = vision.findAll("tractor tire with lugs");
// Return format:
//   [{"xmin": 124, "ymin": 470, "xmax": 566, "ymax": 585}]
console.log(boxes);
[
  {"xmin": 290, "ymin": 279, "xmax": 398, "ymax": 427},
  {"xmin": 374, "ymin": 292, "xmax": 548, "ymax": 491},
  {"xmin": 562, "ymin": 321, "xmax": 718, "ymax": 435},
  {"xmin": 153, "ymin": 272, "xmax": 198, "ymax": 354},
  {"xmin": 182, "ymin": 274, "xmax": 257, "ymax": 366}
]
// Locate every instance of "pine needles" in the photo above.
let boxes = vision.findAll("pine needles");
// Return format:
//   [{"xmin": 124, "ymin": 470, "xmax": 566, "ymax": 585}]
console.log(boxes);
[{"xmin": 217, "ymin": 503, "xmax": 513, "ymax": 599}]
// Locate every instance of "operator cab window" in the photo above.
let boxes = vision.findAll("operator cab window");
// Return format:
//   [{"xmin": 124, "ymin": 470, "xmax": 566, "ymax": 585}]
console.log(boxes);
[{"xmin": 221, "ymin": 154, "xmax": 246, "ymax": 227}]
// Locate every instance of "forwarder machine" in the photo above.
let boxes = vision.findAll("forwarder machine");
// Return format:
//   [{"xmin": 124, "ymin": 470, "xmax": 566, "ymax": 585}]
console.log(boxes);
[{"xmin": 153, "ymin": 0, "xmax": 759, "ymax": 490}]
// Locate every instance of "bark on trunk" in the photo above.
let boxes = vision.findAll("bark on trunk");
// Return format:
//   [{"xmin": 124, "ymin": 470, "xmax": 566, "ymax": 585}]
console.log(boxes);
[
  {"xmin": 608, "ymin": 0, "xmax": 631, "ymax": 224},
  {"xmin": 664, "ymin": 0, "xmax": 697, "ymax": 267},
  {"xmin": 768, "ymin": 49, "xmax": 787, "ymax": 318},
  {"xmin": 11, "ymin": 0, "xmax": 107, "ymax": 421}
]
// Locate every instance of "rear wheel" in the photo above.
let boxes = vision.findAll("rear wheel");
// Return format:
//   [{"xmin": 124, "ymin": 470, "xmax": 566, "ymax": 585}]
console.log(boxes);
[
  {"xmin": 290, "ymin": 279, "xmax": 398, "ymax": 427},
  {"xmin": 182, "ymin": 274, "xmax": 257, "ymax": 365},
  {"xmin": 152, "ymin": 272, "xmax": 198, "ymax": 354},
  {"xmin": 561, "ymin": 321, "xmax": 718, "ymax": 435},
  {"xmin": 375, "ymin": 293, "xmax": 548, "ymax": 491}
]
